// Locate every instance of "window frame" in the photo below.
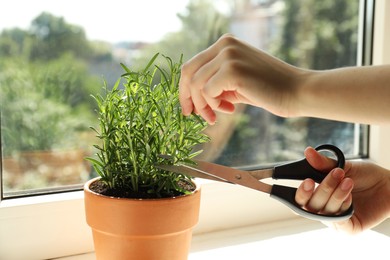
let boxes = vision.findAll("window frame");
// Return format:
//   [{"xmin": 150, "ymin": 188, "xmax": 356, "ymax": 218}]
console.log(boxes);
[{"xmin": 1, "ymin": 0, "xmax": 389, "ymax": 259}]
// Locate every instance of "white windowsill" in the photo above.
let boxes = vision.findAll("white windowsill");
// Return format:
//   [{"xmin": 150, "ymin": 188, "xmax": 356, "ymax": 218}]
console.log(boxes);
[{"xmin": 55, "ymin": 218, "xmax": 390, "ymax": 260}]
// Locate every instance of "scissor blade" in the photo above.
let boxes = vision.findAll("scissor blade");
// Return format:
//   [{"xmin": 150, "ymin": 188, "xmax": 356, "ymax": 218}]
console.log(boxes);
[
  {"xmin": 155, "ymin": 164, "xmax": 230, "ymax": 183},
  {"xmin": 193, "ymin": 160, "xmax": 272, "ymax": 194}
]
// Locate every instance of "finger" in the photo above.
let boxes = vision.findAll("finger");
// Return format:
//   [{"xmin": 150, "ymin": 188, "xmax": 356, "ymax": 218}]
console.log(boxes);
[
  {"xmin": 215, "ymin": 99, "xmax": 236, "ymax": 113},
  {"xmin": 180, "ymin": 34, "xmax": 234, "ymax": 87},
  {"xmin": 307, "ymin": 168, "xmax": 345, "ymax": 212},
  {"xmin": 180, "ymin": 51, "xmax": 226, "ymax": 118},
  {"xmin": 193, "ymin": 63, "xmax": 230, "ymax": 113},
  {"xmin": 202, "ymin": 55, "xmax": 243, "ymax": 99},
  {"xmin": 203, "ymin": 94, "xmax": 236, "ymax": 114},
  {"xmin": 322, "ymin": 178, "xmax": 354, "ymax": 214},
  {"xmin": 179, "ymin": 44, "xmax": 219, "ymax": 116},
  {"xmin": 180, "ymin": 63, "xmax": 201, "ymax": 116},
  {"xmin": 189, "ymin": 87, "xmax": 216, "ymax": 125},
  {"xmin": 180, "ymin": 34, "xmax": 239, "ymax": 117},
  {"xmin": 339, "ymin": 193, "xmax": 353, "ymax": 213},
  {"xmin": 304, "ymin": 146, "xmax": 338, "ymax": 173},
  {"xmin": 201, "ymin": 68, "xmax": 237, "ymax": 114},
  {"xmin": 179, "ymin": 84, "xmax": 195, "ymax": 116},
  {"xmin": 186, "ymin": 55, "xmax": 236, "ymax": 120},
  {"xmin": 295, "ymin": 178, "xmax": 315, "ymax": 206}
]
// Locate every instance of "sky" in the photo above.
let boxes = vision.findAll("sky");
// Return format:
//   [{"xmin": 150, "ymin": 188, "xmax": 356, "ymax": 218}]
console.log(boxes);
[{"xmin": 0, "ymin": 0, "xmax": 191, "ymax": 43}]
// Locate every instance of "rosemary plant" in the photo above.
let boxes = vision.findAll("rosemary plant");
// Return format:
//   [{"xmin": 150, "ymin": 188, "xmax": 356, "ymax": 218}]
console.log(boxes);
[{"xmin": 87, "ymin": 54, "xmax": 209, "ymax": 198}]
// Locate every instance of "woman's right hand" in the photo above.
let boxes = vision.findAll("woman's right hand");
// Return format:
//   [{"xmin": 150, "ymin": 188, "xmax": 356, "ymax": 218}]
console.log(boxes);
[{"xmin": 296, "ymin": 147, "xmax": 390, "ymax": 234}]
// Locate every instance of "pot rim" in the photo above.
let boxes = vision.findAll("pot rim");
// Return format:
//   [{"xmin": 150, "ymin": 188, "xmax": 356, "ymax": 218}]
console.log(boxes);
[{"xmin": 84, "ymin": 176, "xmax": 200, "ymax": 202}]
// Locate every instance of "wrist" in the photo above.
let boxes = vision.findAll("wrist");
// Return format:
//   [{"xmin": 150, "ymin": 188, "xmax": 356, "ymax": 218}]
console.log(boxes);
[{"xmin": 288, "ymin": 68, "xmax": 317, "ymax": 118}]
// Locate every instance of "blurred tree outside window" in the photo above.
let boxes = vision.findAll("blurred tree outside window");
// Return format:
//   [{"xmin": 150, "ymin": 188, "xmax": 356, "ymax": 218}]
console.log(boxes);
[{"xmin": 0, "ymin": 0, "xmax": 366, "ymax": 196}]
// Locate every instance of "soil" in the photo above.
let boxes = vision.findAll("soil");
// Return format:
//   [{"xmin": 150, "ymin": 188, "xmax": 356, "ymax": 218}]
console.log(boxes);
[{"xmin": 89, "ymin": 179, "xmax": 196, "ymax": 199}]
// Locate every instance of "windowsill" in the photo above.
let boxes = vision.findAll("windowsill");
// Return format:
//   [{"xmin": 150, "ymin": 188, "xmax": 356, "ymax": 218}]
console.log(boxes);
[{"xmin": 55, "ymin": 218, "xmax": 390, "ymax": 260}]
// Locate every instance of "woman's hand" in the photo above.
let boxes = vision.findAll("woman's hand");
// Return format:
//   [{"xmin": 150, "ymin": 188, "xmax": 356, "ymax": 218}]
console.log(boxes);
[
  {"xmin": 179, "ymin": 34, "xmax": 301, "ymax": 125},
  {"xmin": 180, "ymin": 34, "xmax": 390, "ymax": 125},
  {"xmin": 296, "ymin": 147, "xmax": 390, "ymax": 234}
]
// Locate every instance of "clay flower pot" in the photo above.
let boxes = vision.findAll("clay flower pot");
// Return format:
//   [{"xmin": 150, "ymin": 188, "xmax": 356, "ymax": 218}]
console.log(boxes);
[{"xmin": 84, "ymin": 177, "xmax": 201, "ymax": 260}]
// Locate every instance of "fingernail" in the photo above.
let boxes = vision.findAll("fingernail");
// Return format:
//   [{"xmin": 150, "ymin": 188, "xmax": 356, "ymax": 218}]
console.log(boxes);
[
  {"xmin": 303, "ymin": 180, "xmax": 314, "ymax": 192},
  {"xmin": 181, "ymin": 108, "xmax": 190, "ymax": 116},
  {"xmin": 341, "ymin": 178, "xmax": 353, "ymax": 191},
  {"xmin": 331, "ymin": 168, "xmax": 344, "ymax": 180}
]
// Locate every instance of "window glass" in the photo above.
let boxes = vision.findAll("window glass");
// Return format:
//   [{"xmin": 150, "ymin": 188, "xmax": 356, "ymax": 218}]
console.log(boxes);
[{"xmin": 0, "ymin": 0, "xmax": 365, "ymax": 197}]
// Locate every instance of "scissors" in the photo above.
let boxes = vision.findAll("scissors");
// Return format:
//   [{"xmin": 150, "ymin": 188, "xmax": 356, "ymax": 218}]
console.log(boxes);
[{"xmin": 156, "ymin": 144, "xmax": 354, "ymax": 222}]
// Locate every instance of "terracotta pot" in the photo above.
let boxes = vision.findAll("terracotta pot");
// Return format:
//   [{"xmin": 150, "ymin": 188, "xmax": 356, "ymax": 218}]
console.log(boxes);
[{"xmin": 84, "ymin": 177, "xmax": 201, "ymax": 260}]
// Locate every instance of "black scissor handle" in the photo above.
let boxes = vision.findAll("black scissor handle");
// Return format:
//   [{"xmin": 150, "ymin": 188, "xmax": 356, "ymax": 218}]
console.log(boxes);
[
  {"xmin": 273, "ymin": 144, "xmax": 345, "ymax": 183},
  {"xmin": 270, "ymin": 144, "xmax": 353, "ymax": 221}
]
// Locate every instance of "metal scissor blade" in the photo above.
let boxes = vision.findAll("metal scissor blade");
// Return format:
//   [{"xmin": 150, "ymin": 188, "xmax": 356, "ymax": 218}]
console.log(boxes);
[
  {"xmin": 192, "ymin": 160, "xmax": 272, "ymax": 194},
  {"xmin": 156, "ymin": 157, "xmax": 271, "ymax": 193},
  {"xmin": 155, "ymin": 164, "xmax": 231, "ymax": 183}
]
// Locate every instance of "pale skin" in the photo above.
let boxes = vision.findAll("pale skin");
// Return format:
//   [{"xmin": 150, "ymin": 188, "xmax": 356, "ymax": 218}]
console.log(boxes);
[{"xmin": 180, "ymin": 34, "xmax": 390, "ymax": 233}]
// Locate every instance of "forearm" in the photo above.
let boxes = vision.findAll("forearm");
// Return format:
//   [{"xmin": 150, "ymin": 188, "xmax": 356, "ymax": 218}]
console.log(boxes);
[{"xmin": 295, "ymin": 65, "xmax": 390, "ymax": 125}]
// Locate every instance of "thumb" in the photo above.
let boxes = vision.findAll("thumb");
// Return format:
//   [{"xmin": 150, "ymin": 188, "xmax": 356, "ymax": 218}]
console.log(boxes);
[{"xmin": 304, "ymin": 146, "xmax": 338, "ymax": 173}]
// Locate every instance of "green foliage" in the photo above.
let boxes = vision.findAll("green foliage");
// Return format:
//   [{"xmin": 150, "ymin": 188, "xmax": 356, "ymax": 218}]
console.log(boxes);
[
  {"xmin": 0, "ymin": 12, "xmax": 105, "ymax": 157},
  {"xmin": 274, "ymin": 0, "xmax": 359, "ymax": 69},
  {"xmin": 29, "ymin": 12, "xmax": 91, "ymax": 61},
  {"xmin": 31, "ymin": 53, "xmax": 100, "ymax": 108},
  {"xmin": 0, "ymin": 12, "xmax": 109, "ymax": 63},
  {"xmin": 0, "ymin": 56, "xmax": 99, "ymax": 155},
  {"xmin": 0, "ymin": 28, "xmax": 29, "ymax": 58},
  {"xmin": 87, "ymin": 53, "xmax": 209, "ymax": 198}
]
